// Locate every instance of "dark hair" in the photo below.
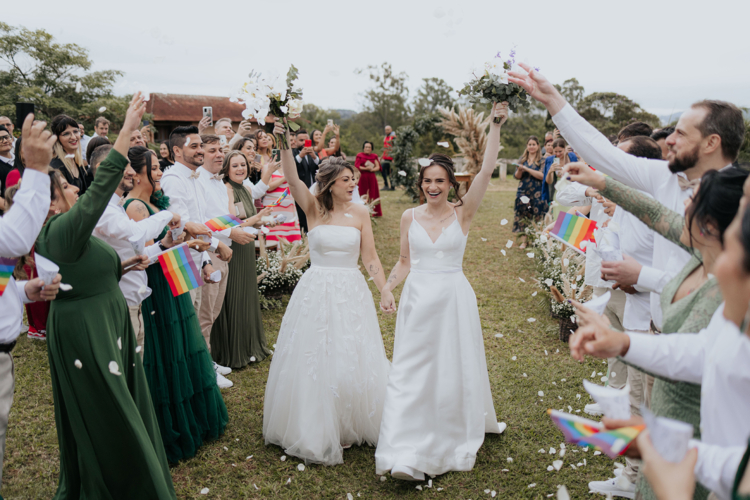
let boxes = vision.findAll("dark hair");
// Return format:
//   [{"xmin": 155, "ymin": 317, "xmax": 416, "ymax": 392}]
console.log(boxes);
[
  {"xmin": 231, "ymin": 136, "xmax": 255, "ymax": 152},
  {"xmin": 691, "ymin": 100, "xmax": 745, "ymax": 161},
  {"xmin": 651, "ymin": 127, "xmax": 675, "ymax": 142},
  {"xmin": 0, "ymin": 125, "xmax": 9, "ymax": 137},
  {"xmin": 552, "ymin": 138, "xmax": 566, "ymax": 149},
  {"xmin": 95, "ymin": 116, "xmax": 110, "ymax": 128},
  {"xmin": 169, "ymin": 125, "xmax": 199, "ymax": 157},
  {"xmin": 200, "ymin": 134, "xmax": 220, "ymax": 146},
  {"xmin": 742, "ymin": 205, "xmax": 750, "ymax": 273},
  {"xmin": 362, "ymin": 141, "xmax": 374, "ymax": 151},
  {"xmin": 295, "ymin": 129, "xmax": 309, "ymax": 138},
  {"xmin": 50, "ymin": 114, "xmax": 79, "ymax": 138},
  {"xmin": 687, "ymin": 167, "xmax": 749, "ymax": 250},
  {"xmin": 253, "ymin": 129, "xmax": 270, "ymax": 153},
  {"xmin": 13, "ymin": 137, "xmax": 23, "ymax": 174},
  {"xmin": 86, "ymin": 136, "xmax": 111, "ymax": 164},
  {"xmin": 128, "ymin": 146, "xmax": 157, "ymax": 192},
  {"xmin": 618, "ymin": 121, "xmax": 653, "ymax": 141},
  {"xmin": 416, "ymin": 153, "xmax": 464, "ymax": 207},
  {"xmin": 89, "ymin": 145, "xmax": 113, "ymax": 175},
  {"xmin": 620, "ymin": 136, "xmax": 663, "ymax": 160},
  {"xmin": 314, "ymin": 157, "xmax": 356, "ymax": 219},
  {"xmin": 48, "ymin": 169, "xmax": 70, "ymax": 210}
]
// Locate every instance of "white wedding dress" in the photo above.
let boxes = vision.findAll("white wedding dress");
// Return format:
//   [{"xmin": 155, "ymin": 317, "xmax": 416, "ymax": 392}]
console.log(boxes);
[
  {"xmin": 375, "ymin": 208, "xmax": 500, "ymax": 476},
  {"xmin": 263, "ymin": 225, "xmax": 390, "ymax": 466}
]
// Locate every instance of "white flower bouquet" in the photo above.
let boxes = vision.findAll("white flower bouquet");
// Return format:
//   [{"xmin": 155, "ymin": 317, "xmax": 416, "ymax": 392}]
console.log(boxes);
[
  {"xmin": 230, "ymin": 65, "xmax": 304, "ymax": 150},
  {"xmin": 458, "ymin": 49, "xmax": 534, "ymax": 122}
]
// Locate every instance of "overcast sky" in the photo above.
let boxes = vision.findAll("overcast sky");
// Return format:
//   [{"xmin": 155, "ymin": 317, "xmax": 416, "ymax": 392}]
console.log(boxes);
[{"xmin": 7, "ymin": 0, "xmax": 750, "ymax": 121}]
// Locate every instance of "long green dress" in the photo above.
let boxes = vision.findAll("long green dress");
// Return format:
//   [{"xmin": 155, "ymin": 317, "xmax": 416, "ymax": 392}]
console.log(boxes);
[
  {"xmin": 123, "ymin": 198, "xmax": 228, "ymax": 463},
  {"xmin": 734, "ymin": 441, "xmax": 750, "ymax": 500},
  {"xmin": 601, "ymin": 178, "xmax": 723, "ymax": 500},
  {"xmin": 35, "ymin": 149, "xmax": 176, "ymax": 499},
  {"xmin": 210, "ymin": 178, "xmax": 270, "ymax": 369}
]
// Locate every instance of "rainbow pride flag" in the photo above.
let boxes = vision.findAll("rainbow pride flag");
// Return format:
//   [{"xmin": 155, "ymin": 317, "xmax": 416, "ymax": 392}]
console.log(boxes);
[
  {"xmin": 204, "ymin": 214, "xmax": 243, "ymax": 232},
  {"xmin": 549, "ymin": 212, "xmax": 597, "ymax": 254},
  {"xmin": 158, "ymin": 244, "xmax": 204, "ymax": 296},
  {"xmin": 548, "ymin": 410, "xmax": 645, "ymax": 459},
  {"xmin": 265, "ymin": 188, "xmax": 290, "ymax": 208},
  {"xmin": 0, "ymin": 257, "xmax": 17, "ymax": 297}
]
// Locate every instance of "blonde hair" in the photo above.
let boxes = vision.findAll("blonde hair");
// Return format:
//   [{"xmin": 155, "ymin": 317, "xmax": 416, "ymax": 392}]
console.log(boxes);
[
  {"xmin": 314, "ymin": 157, "xmax": 356, "ymax": 220},
  {"xmin": 53, "ymin": 141, "xmax": 83, "ymax": 177}
]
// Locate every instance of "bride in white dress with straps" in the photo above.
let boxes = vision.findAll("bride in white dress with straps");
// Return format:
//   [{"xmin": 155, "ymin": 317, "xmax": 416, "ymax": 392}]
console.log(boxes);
[
  {"xmin": 263, "ymin": 123, "xmax": 390, "ymax": 466},
  {"xmin": 375, "ymin": 102, "xmax": 509, "ymax": 481}
]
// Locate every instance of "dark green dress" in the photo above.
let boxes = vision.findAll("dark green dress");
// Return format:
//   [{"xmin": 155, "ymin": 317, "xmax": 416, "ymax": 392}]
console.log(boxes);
[
  {"xmin": 210, "ymin": 179, "xmax": 270, "ymax": 368},
  {"xmin": 35, "ymin": 149, "xmax": 176, "ymax": 499},
  {"xmin": 123, "ymin": 198, "xmax": 228, "ymax": 464},
  {"xmin": 601, "ymin": 178, "xmax": 722, "ymax": 500},
  {"xmin": 734, "ymin": 442, "xmax": 750, "ymax": 499}
]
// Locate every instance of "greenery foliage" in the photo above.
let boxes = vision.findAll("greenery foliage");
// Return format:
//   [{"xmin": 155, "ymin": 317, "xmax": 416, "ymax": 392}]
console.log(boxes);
[{"xmin": 389, "ymin": 114, "xmax": 442, "ymax": 202}]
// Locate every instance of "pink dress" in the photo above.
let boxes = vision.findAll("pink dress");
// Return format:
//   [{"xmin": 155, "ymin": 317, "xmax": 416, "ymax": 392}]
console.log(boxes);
[{"xmin": 262, "ymin": 171, "xmax": 301, "ymax": 243}]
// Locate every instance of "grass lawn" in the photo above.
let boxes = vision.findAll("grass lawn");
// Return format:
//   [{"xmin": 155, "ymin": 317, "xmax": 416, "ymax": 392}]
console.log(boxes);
[{"xmin": 3, "ymin": 181, "xmax": 620, "ymax": 499}]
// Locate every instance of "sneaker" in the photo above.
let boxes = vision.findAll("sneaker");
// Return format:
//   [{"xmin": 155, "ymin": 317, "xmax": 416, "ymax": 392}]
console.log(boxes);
[
  {"xmin": 27, "ymin": 328, "xmax": 46, "ymax": 341},
  {"xmin": 584, "ymin": 402, "xmax": 603, "ymax": 416},
  {"xmin": 216, "ymin": 372, "xmax": 233, "ymax": 389},
  {"xmin": 497, "ymin": 422, "xmax": 507, "ymax": 434},
  {"xmin": 588, "ymin": 476, "xmax": 635, "ymax": 499},
  {"xmin": 213, "ymin": 361, "xmax": 232, "ymax": 376},
  {"xmin": 391, "ymin": 464, "xmax": 425, "ymax": 482}
]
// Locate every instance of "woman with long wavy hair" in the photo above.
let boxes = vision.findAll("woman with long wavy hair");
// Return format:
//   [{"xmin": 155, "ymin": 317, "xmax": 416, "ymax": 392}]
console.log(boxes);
[
  {"xmin": 50, "ymin": 114, "xmax": 90, "ymax": 195},
  {"xmin": 512, "ymin": 135, "xmax": 547, "ymax": 248}
]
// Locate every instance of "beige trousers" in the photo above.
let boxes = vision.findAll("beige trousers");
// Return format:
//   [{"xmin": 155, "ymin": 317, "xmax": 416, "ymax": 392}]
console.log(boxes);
[
  {"xmin": 0, "ymin": 351, "xmax": 15, "ymax": 487},
  {"xmin": 128, "ymin": 304, "xmax": 145, "ymax": 360},
  {"xmin": 198, "ymin": 254, "xmax": 230, "ymax": 351},
  {"xmin": 594, "ymin": 287, "xmax": 628, "ymax": 389}
]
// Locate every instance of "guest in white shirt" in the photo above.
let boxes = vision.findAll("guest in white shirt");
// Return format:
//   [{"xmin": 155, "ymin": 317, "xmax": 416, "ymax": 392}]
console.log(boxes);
[
  {"xmin": 509, "ymin": 64, "xmax": 746, "ymax": 332},
  {"xmin": 90, "ymin": 144, "xmax": 179, "ymax": 354},
  {"xmin": 78, "ymin": 123, "xmax": 91, "ymax": 162},
  {"xmin": 570, "ymin": 202, "xmax": 750, "ymax": 500},
  {"xmin": 92, "ymin": 116, "xmax": 109, "ymax": 139},
  {"xmin": 0, "ymin": 114, "xmax": 62, "ymax": 486}
]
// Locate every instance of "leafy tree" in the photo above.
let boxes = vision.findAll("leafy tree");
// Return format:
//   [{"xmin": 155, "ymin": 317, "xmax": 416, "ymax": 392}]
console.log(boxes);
[
  {"xmin": 355, "ymin": 62, "xmax": 411, "ymax": 130},
  {"xmin": 556, "ymin": 78, "xmax": 585, "ymax": 109},
  {"xmin": 413, "ymin": 77, "xmax": 455, "ymax": 116},
  {"xmin": 577, "ymin": 92, "xmax": 660, "ymax": 139},
  {"xmin": 0, "ymin": 23, "xmax": 126, "ymax": 129}
]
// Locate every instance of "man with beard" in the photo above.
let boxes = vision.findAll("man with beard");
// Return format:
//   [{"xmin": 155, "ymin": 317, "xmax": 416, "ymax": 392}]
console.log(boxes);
[
  {"xmin": 509, "ymin": 64, "xmax": 745, "ymax": 333},
  {"xmin": 91, "ymin": 144, "xmax": 180, "ymax": 354}
]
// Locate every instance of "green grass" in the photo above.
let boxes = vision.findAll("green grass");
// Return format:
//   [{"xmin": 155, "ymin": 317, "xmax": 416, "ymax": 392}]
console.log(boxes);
[{"xmin": 3, "ymin": 183, "xmax": 619, "ymax": 499}]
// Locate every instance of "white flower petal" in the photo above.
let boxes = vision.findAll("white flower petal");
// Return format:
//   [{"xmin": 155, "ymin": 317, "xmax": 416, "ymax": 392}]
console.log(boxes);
[
  {"xmin": 532, "ymin": 291, "xmax": 538, "ymax": 296},
  {"xmin": 297, "ymin": 464, "xmax": 305, "ymax": 471},
  {"xmin": 200, "ymin": 488, "xmax": 209, "ymax": 494},
  {"xmin": 544, "ymin": 279, "xmax": 553, "ymax": 287},
  {"xmin": 437, "ymin": 141, "xmax": 450, "ymax": 148},
  {"xmin": 539, "ymin": 449, "xmax": 546, "ymax": 453},
  {"xmin": 511, "ymin": 356, "xmax": 517, "ymax": 361},
  {"xmin": 247, "ymin": 455, "xmax": 253, "ymax": 460},
  {"xmin": 538, "ymin": 391, "xmax": 544, "ymax": 397},
  {"xmin": 501, "ymin": 249, "xmax": 507, "ymax": 256},
  {"xmin": 520, "ymin": 196, "xmax": 530, "ymax": 204},
  {"xmin": 65, "ymin": 154, "xmax": 75, "ymax": 159},
  {"xmin": 98, "ymin": 106, "xmax": 107, "ymax": 113},
  {"xmin": 344, "ymin": 213, "xmax": 353, "ymax": 218},
  {"xmin": 59, "ymin": 283, "xmax": 73, "ymax": 291},
  {"xmin": 74, "ymin": 359, "xmax": 82, "ymax": 369},
  {"xmin": 527, "ymin": 252, "xmax": 535, "ymax": 258},
  {"xmin": 185, "ymin": 137, "xmax": 191, "ymax": 147},
  {"xmin": 481, "ymin": 237, "xmax": 488, "ymax": 242},
  {"xmin": 594, "ymin": 450, "xmax": 602, "ymax": 455},
  {"xmin": 495, "ymin": 333, "xmax": 503, "ymax": 338},
  {"xmin": 506, "ymin": 240, "xmax": 513, "ymax": 248},
  {"xmin": 108, "ymin": 361, "xmax": 121, "ymax": 376},
  {"xmin": 576, "ymin": 394, "xmax": 581, "ymax": 399},
  {"xmin": 380, "ymin": 476, "xmax": 387, "ymax": 482},
  {"xmin": 519, "ymin": 277, "xmax": 526, "ymax": 282},
  {"xmin": 523, "ymin": 373, "xmax": 527, "ymax": 377},
  {"xmin": 553, "ymin": 459, "xmax": 563, "ymax": 470},
  {"xmin": 418, "ymin": 158, "xmax": 432, "ymax": 167},
  {"xmin": 563, "ymin": 258, "xmax": 570, "ymax": 267},
  {"xmin": 492, "ymin": 491, "xmax": 497, "ymax": 497},
  {"xmin": 348, "ymin": 494, "xmax": 354, "ymax": 500},
  {"xmin": 286, "ymin": 478, "xmax": 291, "ymax": 484},
  {"xmin": 117, "ymin": 337, "xmax": 122, "ymax": 350},
  {"xmin": 280, "ymin": 455, "xmax": 287, "ymax": 461},
  {"xmin": 550, "ymin": 447, "xmax": 556, "ymax": 454},
  {"xmin": 507, "ymin": 457, "xmax": 513, "ymax": 462},
  {"xmin": 250, "ymin": 356, "xmax": 256, "ymax": 362},
  {"xmin": 501, "ymin": 219, "xmax": 508, "ymax": 225},
  {"xmin": 529, "ymin": 484, "xmax": 536, "ymax": 488},
  {"xmin": 547, "ymin": 465, "xmax": 554, "ymax": 471},
  {"xmin": 527, "ymin": 318, "xmax": 536, "ymax": 323},
  {"xmin": 398, "ymin": 170, "xmax": 407, "ymax": 177}
]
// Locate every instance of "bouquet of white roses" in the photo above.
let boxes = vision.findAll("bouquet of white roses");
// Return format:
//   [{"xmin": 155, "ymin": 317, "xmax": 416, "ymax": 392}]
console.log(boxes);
[
  {"xmin": 230, "ymin": 65, "xmax": 304, "ymax": 150},
  {"xmin": 458, "ymin": 49, "xmax": 534, "ymax": 122}
]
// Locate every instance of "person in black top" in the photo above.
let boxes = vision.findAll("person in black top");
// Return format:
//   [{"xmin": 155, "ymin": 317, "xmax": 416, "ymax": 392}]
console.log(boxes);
[
  {"xmin": 158, "ymin": 140, "xmax": 173, "ymax": 171},
  {"xmin": 50, "ymin": 114, "xmax": 90, "ymax": 195},
  {"xmin": 291, "ymin": 129, "xmax": 319, "ymax": 232}
]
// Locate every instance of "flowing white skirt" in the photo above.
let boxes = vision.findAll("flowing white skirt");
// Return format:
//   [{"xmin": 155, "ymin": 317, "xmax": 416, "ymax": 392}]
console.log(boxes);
[
  {"xmin": 375, "ymin": 271, "xmax": 499, "ymax": 476},
  {"xmin": 263, "ymin": 266, "xmax": 390, "ymax": 466}
]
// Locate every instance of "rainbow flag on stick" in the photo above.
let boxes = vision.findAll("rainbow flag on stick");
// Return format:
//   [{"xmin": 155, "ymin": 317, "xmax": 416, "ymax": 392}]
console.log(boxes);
[
  {"xmin": 158, "ymin": 244, "xmax": 204, "ymax": 296},
  {"xmin": 548, "ymin": 409, "xmax": 644, "ymax": 459},
  {"xmin": 0, "ymin": 257, "xmax": 17, "ymax": 297},
  {"xmin": 265, "ymin": 188, "xmax": 289, "ymax": 208},
  {"xmin": 548, "ymin": 212, "xmax": 597, "ymax": 254},
  {"xmin": 204, "ymin": 214, "xmax": 243, "ymax": 232}
]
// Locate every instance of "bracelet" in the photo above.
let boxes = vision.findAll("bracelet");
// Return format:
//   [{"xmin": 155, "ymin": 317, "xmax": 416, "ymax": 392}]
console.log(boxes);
[{"xmin": 158, "ymin": 241, "xmax": 167, "ymax": 252}]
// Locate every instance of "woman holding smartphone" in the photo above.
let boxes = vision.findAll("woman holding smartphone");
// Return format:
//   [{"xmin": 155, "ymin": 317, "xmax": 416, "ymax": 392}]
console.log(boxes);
[
  {"xmin": 542, "ymin": 138, "xmax": 578, "ymax": 202},
  {"xmin": 512, "ymin": 136, "xmax": 547, "ymax": 249}
]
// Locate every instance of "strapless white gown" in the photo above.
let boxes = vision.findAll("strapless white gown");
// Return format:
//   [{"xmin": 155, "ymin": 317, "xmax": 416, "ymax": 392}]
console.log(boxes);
[
  {"xmin": 263, "ymin": 225, "xmax": 390, "ymax": 466},
  {"xmin": 375, "ymin": 211, "xmax": 500, "ymax": 476}
]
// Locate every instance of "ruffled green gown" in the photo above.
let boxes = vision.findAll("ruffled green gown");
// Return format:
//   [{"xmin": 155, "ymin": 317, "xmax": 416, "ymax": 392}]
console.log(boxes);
[
  {"xmin": 123, "ymin": 198, "xmax": 228, "ymax": 463},
  {"xmin": 35, "ymin": 149, "xmax": 176, "ymax": 499},
  {"xmin": 210, "ymin": 178, "xmax": 270, "ymax": 369}
]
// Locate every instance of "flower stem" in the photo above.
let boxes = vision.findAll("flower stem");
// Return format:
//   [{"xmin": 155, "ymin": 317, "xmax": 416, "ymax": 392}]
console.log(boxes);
[{"xmin": 276, "ymin": 117, "xmax": 290, "ymax": 150}]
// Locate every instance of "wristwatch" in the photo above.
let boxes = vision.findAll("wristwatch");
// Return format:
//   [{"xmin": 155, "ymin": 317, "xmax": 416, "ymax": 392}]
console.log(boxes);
[{"xmin": 202, "ymin": 260, "xmax": 213, "ymax": 269}]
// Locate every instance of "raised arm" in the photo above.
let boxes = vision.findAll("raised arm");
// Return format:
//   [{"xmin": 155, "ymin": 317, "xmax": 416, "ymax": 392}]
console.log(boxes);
[
  {"xmin": 459, "ymin": 102, "xmax": 508, "ymax": 226},
  {"xmin": 379, "ymin": 209, "xmax": 413, "ymax": 313},
  {"xmin": 278, "ymin": 123, "xmax": 315, "ymax": 217},
  {"xmin": 313, "ymin": 125, "xmax": 330, "ymax": 154}
]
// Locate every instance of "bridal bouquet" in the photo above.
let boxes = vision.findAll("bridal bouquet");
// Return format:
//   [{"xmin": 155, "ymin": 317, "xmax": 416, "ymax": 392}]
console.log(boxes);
[
  {"xmin": 458, "ymin": 49, "xmax": 533, "ymax": 122},
  {"xmin": 230, "ymin": 65, "xmax": 304, "ymax": 150}
]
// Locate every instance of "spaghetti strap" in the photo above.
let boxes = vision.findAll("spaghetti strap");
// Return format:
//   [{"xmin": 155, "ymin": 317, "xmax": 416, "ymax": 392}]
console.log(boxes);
[{"xmin": 411, "ymin": 208, "xmax": 416, "ymax": 221}]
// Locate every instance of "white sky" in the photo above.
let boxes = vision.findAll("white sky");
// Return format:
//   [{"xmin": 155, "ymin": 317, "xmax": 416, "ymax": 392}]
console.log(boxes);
[{"xmin": 6, "ymin": 0, "xmax": 750, "ymax": 120}]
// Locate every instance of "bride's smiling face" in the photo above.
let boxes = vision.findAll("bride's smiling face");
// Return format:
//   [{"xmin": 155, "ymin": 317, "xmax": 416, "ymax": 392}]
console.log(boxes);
[
  {"xmin": 331, "ymin": 168, "xmax": 356, "ymax": 202},
  {"xmin": 421, "ymin": 165, "xmax": 451, "ymax": 204}
]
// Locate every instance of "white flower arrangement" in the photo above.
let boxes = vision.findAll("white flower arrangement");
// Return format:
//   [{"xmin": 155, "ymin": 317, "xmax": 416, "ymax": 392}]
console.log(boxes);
[{"xmin": 256, "ymin": 239, "xmax": 309, "ymax": 298}]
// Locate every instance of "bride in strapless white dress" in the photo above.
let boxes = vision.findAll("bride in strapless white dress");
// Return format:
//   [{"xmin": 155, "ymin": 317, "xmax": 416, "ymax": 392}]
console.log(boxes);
[
  {"xmin": 375, "ymin": 102, "xmax": 509, "ymax": 481},
  {"xmin": 263, "ymin": 124, "xmax": 390, "ymax": 466}
]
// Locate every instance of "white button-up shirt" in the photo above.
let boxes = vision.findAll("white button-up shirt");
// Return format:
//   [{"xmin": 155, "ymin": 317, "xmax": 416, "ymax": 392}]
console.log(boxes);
[
  {"xmin": 160, "ymin": 162, "xmax": 218, "ymax": 264},
  {"xmin": 93, "ymin": 193, "xmax": 173, "ymax": 307},
  {"xmin": 553, "ymin": 104, "xmax": 692, "ymax": 329},
  {"xmin": 0, "ymin": 169, "xmax": 50, "ymax": 344},
  {"xmin": 624, "ymin": 304, "xmax": 750, "ymax": 499},
  {"xmin": 196, "ymin": 168, "xmax": 233, "ymax": 247}
]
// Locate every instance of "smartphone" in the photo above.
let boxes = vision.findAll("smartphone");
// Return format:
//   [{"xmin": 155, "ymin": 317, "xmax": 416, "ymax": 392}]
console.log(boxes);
[
  {"xmin": 304, "ymin": 139, "xmax": 312, "ymax": 148},
  {"xmin": 219, "ymin": 134, "xmax": 227, "ymax": 146},
  {"xmin": 553, "ymin": 157, "xmax": 560, "ymax": 165},
  {"xmin": 327, "ymin": 119, "xmax": 333, "ymax": 127},
  {"xmin": 254, "ymin": 154, "xmax": 262, "ymax": 164},
  {"xmin": 272, "ymin": 148, "xmax": 280, "ymax": 161},
  {"xmin": 202, "ymin": 106, "xmax": 213, "ymax": 127},
  {"xmin": 15, "ymin": 102, "xmax": 34, "ymax": 130}
]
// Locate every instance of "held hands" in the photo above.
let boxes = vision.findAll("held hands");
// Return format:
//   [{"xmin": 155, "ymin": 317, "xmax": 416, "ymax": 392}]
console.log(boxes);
[
  {"xmin": 491, "ymin": 101, "xmax": 509, "ymax": 127},
  {"xmin": 25, "ymin": 274, "xmax": 62, "ymax": 302},
  {"xmin": 184, "ymin": 222, "xmax": 212, "ymax": 238},
  {"xmin": 22, "ymin": 114, "xmax": 57, "ymax": 173},
  {"xmin": 638, "ymin": 430, "xmax": 699, "ymax": 500},
  {"xmin": 380, "ymin": 290, "xmax": 396, "ymax": 314},
  {"xmin": 603, "ymin": 416, "xmax": 646, "ymax": 458},
  {"xmin": 185, "ymin": 239, "xmax": 211, "ymax": 252},
  {"xmin": 561, "ymin": 162, "xmax": 606, "ymax": 191},
  {"xmin": 229, "ymin": 227, "xmax": 255, "ymax": 245},
  {"xmin": 216, "ymin": 241, "xmax": 233, "ymax": 262},
  {"xmin": 272, "ymin": 120, "xmax": 285, "ymax": 137},
  {"xmin": 569, "ymin": 319, "xmax": 629, "ymax": 362}
]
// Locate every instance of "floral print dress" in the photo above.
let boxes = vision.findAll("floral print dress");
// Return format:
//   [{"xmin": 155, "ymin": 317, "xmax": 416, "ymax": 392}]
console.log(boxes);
[{"xmin": 512, "ymin": 160, "xmax": 548, "ymax": 233}]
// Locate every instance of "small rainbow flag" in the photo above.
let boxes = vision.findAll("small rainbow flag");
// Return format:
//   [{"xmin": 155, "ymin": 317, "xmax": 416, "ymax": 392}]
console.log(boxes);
[
  {"xmin": 0, "ymin": 257, "xmax": 17, "ymax": 297},
  {"xmin": 265, "ymin": 188, "xmax": 290, "ymax": 208},
  {"xmin": 549, "ymin": 212, "xmax": 597, "ymax": 254},
  {"xmin": 204, "ymin": 214, "xmax": 243, "ymax": 232},
  {"xmin": 548, "ymin": 410, "xmax": 644, "ymax": 459},
  {"xmin": 158, "ymin": 244, "xmax": 204, "ymax": 296}
]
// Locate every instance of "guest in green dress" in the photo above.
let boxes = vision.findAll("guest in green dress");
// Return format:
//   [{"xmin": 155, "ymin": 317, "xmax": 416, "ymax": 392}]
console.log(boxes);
[
  {"xmin": 210, "ymin": 151, "xmax": 272, "ymax": 369},
  {"xmin": 124, "ymin": 146, "xmax": 228, "ymax": 463},
  {"xmin": 35, "ymin": 94, "xmax": 177, "ymax": 499},
  {"xmin": 592, "ymin": 168, "xmax": 748, "ymax": 500}
]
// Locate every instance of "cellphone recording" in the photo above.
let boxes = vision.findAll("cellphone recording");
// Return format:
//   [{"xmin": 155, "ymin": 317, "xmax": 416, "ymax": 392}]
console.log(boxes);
[
  {"xmin": 15, "ymin": 103, "xmax": 34, "ymax": 130},
  {"xmin": 272, "ymin": 149, "xmax": 280, "ymax": 161},
  {"xmin": 202, "ymin": 106, "xmax": 213, "ymax": 127},
  {"xmin": 254, "ymin": 154, "xmax": 262, "ymax": 164},
  {"xmin": 327, "ymin": 119, "xmax": 333, "ymax": 127},
  {"xmin": 304, "ymin": 139, "xmax": 312, "ymax": 148}
]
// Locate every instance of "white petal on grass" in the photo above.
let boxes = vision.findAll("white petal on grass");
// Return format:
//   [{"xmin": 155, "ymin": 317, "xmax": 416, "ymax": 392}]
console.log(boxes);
[
  {"xmin": 491, "ymin": 491, "xmax": 497, "ymax": 497},
  {"xmin": 250, "ymin": 356, "xmax": 256, "ymax": 362},
  {"xmin": 577, "ymin": 462, "xmax": 583, "ymax": 467},
  {"xmin": 506, "ymin": 240, "xmax": 513, "ymax": 248},
  {"xmin": 223, "ymin": 446, "xmax": 228, "ymax": 451},
  {"xmin": 507, "ymin": 457, "xmax": 513, "ymax": 462},
  {"xmin": 98, "ymin": 106, "xmax": 107, "ymax": 113},
  {"xmin": 570, "ymin": 464, "xmax": 576, "ymax": 470},
  {"xmin": 582, "ymin": 447, "xmax": 589, "ymax": 452},
  {"xmin": 527, "ymin": 318, "xmax": 536, "ymax": 323},
  {"xmin": 74, "ymin": 359, "xmax": 82, "ymax": 369},
  {"xmin": 576, "ymin": 394, "xmax": 581, "ymax": 399},
  {"xmin": 552, "ymin": 460, "xmax": 563, "ymax": 470},
  {"xmin": 532, "ymin": 291, "xmax": 538, "ymax": 296},
  {"xmin": 495, "ymin": 333, "xmax": 504, "ymax": 338},
  {"xmin": 511, "ymin": 356, "xmax": 517, "ymax": 361},
  {"xmin": 594, "ymin": 451, "xmax": 602, "ymax": 456},
  {"xmin": 591, "ymin": 371, "xmax": 596, "ymax": 378},
  {"xmin": 416, "ymin": 485, "xmax": 422, "ymax": 491},
  {"xmin": 501, "ymin": 469, "xmax": 509, "ymax": 472},
  {"xmin": 380, "ymin": 476, "xmax": 387, "ymax": 482},
  {"xmin": 583, "ymin": 458, "xmax": 587, "ymax": 466},
  {"xmin": 558, "ymin": 396, "xmax": 563, "ymax": 400},
  {"xmin": 428, "ymin": 479, "xmax": 433, "ymax": 488},
  {"xmin": 520, "ymin": 195, "xmax": 530, "ymax": 204},
  {"xmin": 481, "ymin": 237, "xmax": 488, "ymax": 242},
  {"xmin": 246, "ymin": 455, "xmax": 253, "ymax": 460},
  {"xmin": 108, "ymin": 361, "xmax": 121, "ymax": 376},
  {"xmin": 501, "ymin": 249, "xmax": 507, "ymax": 256},
  {"xmin": 200, "ymin": 487, "xmax": 209, "ymax": 494},
  {"xmin": 598, "ymin": 372, "xmax": 603, "ymax": 376},
  {"xmin": 280, "ymin": 455, "xmax": 286, "ymax": 461},
  {"xmin": 557, "ymin": 485, "xmax": 571, "ymax": 500},
  {"xmin": 254, "ymin": 483, "xmax": 259, "ymax": 489},
  {"xmin": 437, "ymin": 141, "xmax": 450, "ymax": 148},
  {"xmin": 539, "ymin": 449, "xmax": 546, "ymax": 453},
  {"xmin": 528, "ymin": 484, "xmax": 536, "ymax": 488},
  {"xmin": 501, "ymin": 219, "xmax": 508, "ymax": 225},
  {"xmin": 484, "ymin": 489, "xmax": 491, "ymax": 494},
  {"xmin": 568, "ymin": 405, "xmax": 573, "ymax": 412},
  {"xmin": 526, "ymin": 252, "xmax": 535, "ymax": 259},
  {"xmin": 286, "ymin": 478, "xmax": 291, "ymax": 484},
  {"xmin": 538, "ymin": 391, "xmax": 544, "ymax": 397},
  {"xmin": 523, "ymin": 373, "xmax": 527, "ymax": 377},
  {"xmin": 297, "ymin": 464, "xmax": 305, "ymax": 471},
  {"xmin": 544, "ymin": 278, "xmax": 553, "ymax": 287},
  {"xmin": 519, "ymin": 277, "xmax": 526, "ymax": 282},
  {"xmin": 547, "ymin": 465, "xmax": 553, "ymax": 471},
  {"xmin": 549, "ymin": 447, "xmax": 556, "ymax": 454},
  {"xmin": 545, "ymin": 350, "xmax": 549, "ymax": 356}
]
